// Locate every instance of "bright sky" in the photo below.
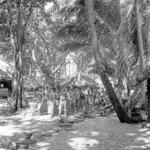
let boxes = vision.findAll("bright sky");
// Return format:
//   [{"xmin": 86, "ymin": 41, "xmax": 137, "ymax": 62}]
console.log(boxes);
[
  {"xmin": 121, "ymin": 0, "xmax": 125, "ymax": 4},
  {"xmin": 45, "ymin": 0, "xmax": 126, "ymax": 12},
  {"xmin": 45, "ymin": 0, "xmax": 77, "ymax": 12},
  {"xmin": 0, "ymin": 56, "xmax": 13, "ymax": 77},
  {"xmin": 66, "ymin": 53, "xmax": 77, "ymax": 77},
  {"xmin": 45, "ymin": 2, "xmax": 54, "ymax": 12}
]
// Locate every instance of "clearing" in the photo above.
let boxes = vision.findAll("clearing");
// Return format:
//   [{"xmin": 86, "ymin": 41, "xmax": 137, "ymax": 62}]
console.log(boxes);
[{"xmin": 0, "ymin": 101, "xmax": 149, "ymax": 150}]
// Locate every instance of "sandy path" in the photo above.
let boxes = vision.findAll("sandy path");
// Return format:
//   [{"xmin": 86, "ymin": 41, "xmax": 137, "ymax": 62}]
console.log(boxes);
[
  {"xmin": 49, "ymin": 117, "xmax": 150, "ymax": 150},
  {"xmin": 0, "ymin": 102, "xmax": 149, "ymax": 150}
]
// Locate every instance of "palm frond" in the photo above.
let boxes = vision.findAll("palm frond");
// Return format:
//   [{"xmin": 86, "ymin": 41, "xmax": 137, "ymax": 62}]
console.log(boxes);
[
  {"xmin": 116, "ymin": 4, "xmax": 139, "ymax": 88},
  {"xmin": 56, "ymin": 0, "xmax": 121, "ymax": 40},
  {"xmin": 88, "ymin": 59, "xmax": 116, "ymax": 77},
  {"xmin": 94, "ymin": 0, "xmax": 121, "ymax": 31},
  {"xmin": 56, "ymin": 23, "xmax": 89, "ymax": 39},
  {"xmin": 61, "ymin": 41, "xmax": 89, "ymax": 51}
]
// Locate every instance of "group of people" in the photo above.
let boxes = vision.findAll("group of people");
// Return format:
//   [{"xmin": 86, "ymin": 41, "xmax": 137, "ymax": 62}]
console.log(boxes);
[{"xmin": 35, "ymin": 85, "xmax": 108, "ymax": 118}]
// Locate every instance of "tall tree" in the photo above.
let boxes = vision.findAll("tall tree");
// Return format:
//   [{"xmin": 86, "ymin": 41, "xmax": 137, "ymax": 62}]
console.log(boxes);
[
  {"xmin": 5, "ymin": 0, "xmax": 53, "ymax": 111},
  {"xmin": 6, "ymin": 0, "xmax": 30, "ymax": 110},
  {"xmin": 135, "ymin": 0, "xmax": 145, "ymax": 104},
  {"xmin": 85, "ymin": 0, "xmax": 133, "ymax": 123},
  {"xmin": 143, "ymin": 0, "xmax": 150, "ymax": 122}
]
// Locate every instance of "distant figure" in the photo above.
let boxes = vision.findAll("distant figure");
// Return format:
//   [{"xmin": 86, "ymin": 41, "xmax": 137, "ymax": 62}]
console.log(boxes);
[
  {"xmin": 6, "ymin": 96, "xmax": 12, "ymax": 108},
  {"xmin": 47, "ymin": 87, "xmax": 55, "ymax": 118},
  {"xmin": 65, "ymin": 88, "xmax": 71, "ymax": 115},
  {"xmin": 70, "ymin": 88, "xmax": 75, "ymax": 114},
  {"xmin": 81, "ymin": 86, "xmax": 89, "ymax": 114},
  {"xmin": 58, "ymin": 95, "xmax": 67, "ymax": 118},
  {"xmin": 39, "ymin": 97, "xmax": 48, "ymax": 115},
  {"xmin": 36, "ymin": 93, "xmax": 42, "ymax": 109},
  {"xmin": 39, "ymin": 87, "xmax": 48, "ymax": 115}
]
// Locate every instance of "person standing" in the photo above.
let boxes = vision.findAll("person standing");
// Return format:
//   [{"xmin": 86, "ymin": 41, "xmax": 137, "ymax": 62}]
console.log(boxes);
[
  {"xmin": 47, "ymin": 87, "xmax": 55, "ymax": 118},
  {"xmin": 70, "ymin": 87, "xmax": 75, "ymax": 114},
  {"xmin": 58, "ymin": 94, "xmax": 67, "ymax": 118},
  {"xmin": 65, "ymin": 88, "xmax": 71, "ymax": 116},
  {"xmin": 82, "ymin": 86, "xmax": 89, "ymax": 114},
  {"xmin": 39, "ymin": 86, "xmax": 48, "ymax": 115},
  {"xmin": 80, "ymin": 87, "xmax": 85, "ymax": 113}
]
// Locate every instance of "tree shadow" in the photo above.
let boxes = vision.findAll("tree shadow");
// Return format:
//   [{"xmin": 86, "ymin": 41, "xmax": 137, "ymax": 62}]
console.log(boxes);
[
  {"xmin": 0, "ymin": 105, "xmax": 12, "ymax": 116},
  {"xmin": 47, "ymin": 117, "xmax": 150, "ymax": 150},
  {"xmin": 124, "ymin": 127, "xmax": 150, "ymax": 150},
  {"xmin": 1, "ymin": 101, "xmax": 150, "ymax": 150}
]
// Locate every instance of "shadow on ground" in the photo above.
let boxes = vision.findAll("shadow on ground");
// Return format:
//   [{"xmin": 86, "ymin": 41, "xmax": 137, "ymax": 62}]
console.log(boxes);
[
  {"xmin": 49, "ymin": 117, "xmax": 150, "ymax": 150},
  {"xmin": 0, "ymin": 101, "xmax": 149, "ymax": 150}
]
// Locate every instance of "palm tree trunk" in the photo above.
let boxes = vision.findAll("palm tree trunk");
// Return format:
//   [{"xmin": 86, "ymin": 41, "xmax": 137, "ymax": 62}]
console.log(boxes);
[
  {"xmin": 147, "ymin": 79, "xmax": 150, "ymax": 122},
  {"xmin": 135, "ymin": 0, "xmax": 145, "ymax": 103},
  {"xmin": 145, "ymin": 11, "xmax": 150, "ymax": 122},
  {"xmin": 86, "ymin": 0, "xmax": 133, "ymax": 123}
]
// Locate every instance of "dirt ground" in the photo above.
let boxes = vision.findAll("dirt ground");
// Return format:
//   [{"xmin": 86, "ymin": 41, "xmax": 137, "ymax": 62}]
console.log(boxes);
[{"xmin": 0, "ymin": 101, "xmax": 149, "ymax": 150}]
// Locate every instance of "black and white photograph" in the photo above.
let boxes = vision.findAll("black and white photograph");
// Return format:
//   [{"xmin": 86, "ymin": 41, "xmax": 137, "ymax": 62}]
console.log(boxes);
[{"xmin": 0, "ymin": 0, "xmax": 150, "ymax": 149}]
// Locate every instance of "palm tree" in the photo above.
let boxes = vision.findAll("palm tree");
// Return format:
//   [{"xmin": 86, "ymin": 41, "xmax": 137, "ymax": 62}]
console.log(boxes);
[
  {"xmin": 53, "ymin": 0, "xmax": 141, "ymax": 122},
  {"xmin": 135, "ymin": 0, "xmax": 145, "ymax": 105},
  {"xmin": 85, "ymin": 0, "xmax": 134, "ymax": 123}
]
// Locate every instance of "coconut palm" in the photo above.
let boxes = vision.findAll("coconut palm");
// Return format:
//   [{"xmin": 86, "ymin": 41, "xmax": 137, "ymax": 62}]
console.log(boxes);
[{"xmin": 53, "ymin": 0, "xmax": 150, "ymax": 123}]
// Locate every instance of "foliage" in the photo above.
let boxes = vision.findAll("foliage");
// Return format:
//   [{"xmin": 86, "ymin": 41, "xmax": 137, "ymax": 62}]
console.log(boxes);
[{"xmin": 0, "ymin": 0, "xmax": 149, "ymax": 107}]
